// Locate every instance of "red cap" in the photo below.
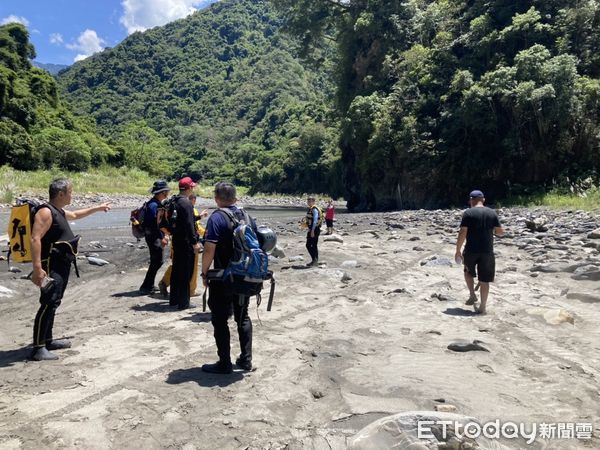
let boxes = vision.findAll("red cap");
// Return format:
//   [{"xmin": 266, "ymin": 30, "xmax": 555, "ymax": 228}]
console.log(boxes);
[{"xmin": 178, "ymin": 176, "xmax": 196, "ymax": 190}]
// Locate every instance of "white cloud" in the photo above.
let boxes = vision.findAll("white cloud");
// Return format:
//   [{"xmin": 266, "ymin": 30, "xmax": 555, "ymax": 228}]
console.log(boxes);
[
  {"xmin": 50, "ymin": 33, "xmax": 64, "ymax": 45},
  {"xmin": 66, "ymin": 29, "xmax": 105, "ymax": 62},
  {"xmin": 120, "ymin": 0, "xmax": 213, "ymax": 34},
  {"xmin": 1, "ymin": 15, "xmax": 30, "ymax": 26}
]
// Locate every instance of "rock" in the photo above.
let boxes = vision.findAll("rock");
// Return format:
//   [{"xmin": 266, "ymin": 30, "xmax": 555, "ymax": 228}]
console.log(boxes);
[
  {"xmin": 349, "ymin": 411, "xmax": 509, "ymax": 450},
  {"xmin": 360, "ymin": 244, "xmax": 373, "ymax": 249},
  {"xmin": 571, "ymin": 268, "xmax": 600, "ymax": 281},
  {"xmin": 527, "ymin": 308, "xmax": 575, "ymax": 325},
  {"xmin": 271, "ymin": 245, "xmax": 285, "ymax": 258},
  {"xmin": 85, "ymin": 252, "xmax": 99, "ymax": 258},
  {"xmin": 0, "ymin": 285, "xmax": 15, "ymax": 298},
  {"xmin": 0, "ymin": 255, "xmax": 5, "ymax": 261},
  {"xmin": 310, "ymin": 388, "xmax": 325, "ymax": 399},
  {"xmin": 8, "ymin": 266, "xmax": 21, "ymax": 273},
  {"xmin": 447, "ymin": 340, "xmax": 489, "ymax": 352},
  {"xmin": 588, "ymin": 228, "xmax": 600, "ymax": 239},
  {"xmin": 341, "ymin": 271, "xmax": 353, "ymax": 282},
  {"xmin": 412, "ymin": 246, "xmax": 426, "ymax": 251},
  {"xmin": 288, "ymin": 255, "xmax": 304, "ymax": 262},
  {"xmin": 434, "ymin": 404, "xmax": 457, "ymax": 413},
  {"xmin": 341, "ymin": 260, "xmax": 359, "ymax": 268},
  {"xmin": 420, "ymin": 255, "xmax": 453, "ymax": 267},
  {"xmin": 324, "ymin": 234, "xmax": 344, "ymax": 243},
  {"xmin": 526, "ymin": 216, "xmax": 548, "ymax": 232},
  {"xmin": 125, "ymin": 242, "xmax": 135, "ymax": 247},
  {"xmin": 430, "ymin": 293, "xmax": 456, "ymax": 302},
  {"xmin": 87, "ymin": 257, "xmax": 110, "ymax": 266},
  {"xmin": 566, "ymin": 292, "xmax": 600, "ymax": 303},
  {"xmin": 409, "ymin": 236, "xmax": 421, "ymax": 241}
]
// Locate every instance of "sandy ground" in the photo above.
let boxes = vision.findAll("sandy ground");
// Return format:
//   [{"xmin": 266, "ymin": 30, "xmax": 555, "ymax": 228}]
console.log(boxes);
[{"xmin": 0, "ymin": 209, "xmax": 599, "ymax": 449}]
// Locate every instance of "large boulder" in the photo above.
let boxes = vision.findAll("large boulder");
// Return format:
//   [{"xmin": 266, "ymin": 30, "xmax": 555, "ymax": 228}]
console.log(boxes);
[{"xmin": 349, "ymin": 411, "xmax": 510, "ymax": 449}]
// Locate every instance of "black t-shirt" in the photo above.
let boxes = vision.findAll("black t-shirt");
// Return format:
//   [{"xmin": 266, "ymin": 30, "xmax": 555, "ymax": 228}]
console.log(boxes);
[
  {"xmin": 460, "ymin": 206, "xmax": 501, "ymax": 254},
  {"xmin": 171, "ymin": 195, "xmax": 199, "ymax": 246}
]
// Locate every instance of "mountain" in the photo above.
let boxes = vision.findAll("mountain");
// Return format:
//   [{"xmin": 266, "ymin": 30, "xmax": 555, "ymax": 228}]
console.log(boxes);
[
  {"xmin": 57, "ymin": 0, "xmax": 342, "ymax": 196},
  {"xmin": 0, "ymin": 23, "xmax": 115, "ymax": 172},
  {"xmin": 33, "ymin": 62, "xmax": 69, "ymax": 76}
]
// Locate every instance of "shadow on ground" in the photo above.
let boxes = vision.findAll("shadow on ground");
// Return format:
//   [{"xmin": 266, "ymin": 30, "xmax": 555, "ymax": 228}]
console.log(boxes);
[
  {"xmin": 166, "ymin": 366, "xmax": 243, "ymax": 387},
  {"xmin": 442, "ymin": 307, "xmax": 479, "ymax": 317}
]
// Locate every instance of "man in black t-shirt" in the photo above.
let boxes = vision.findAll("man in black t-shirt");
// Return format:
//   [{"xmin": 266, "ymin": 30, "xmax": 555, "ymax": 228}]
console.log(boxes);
[
  {"xmin": 168, "ymin": 177, "xmax": 200, "ymax": 310},
  {"xmin": 455, "ymin": 190, "xmax": 504, "ymax": 314}
]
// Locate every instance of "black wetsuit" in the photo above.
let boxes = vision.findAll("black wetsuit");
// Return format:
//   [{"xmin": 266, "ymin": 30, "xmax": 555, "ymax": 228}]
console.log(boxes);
[
  {"xmin": 33, "ymin": 204, "xmax": 78, "ymax": 348},
  {"xmin": 169, "ymin": 195, "xmax": 199, "ymax": 309}
]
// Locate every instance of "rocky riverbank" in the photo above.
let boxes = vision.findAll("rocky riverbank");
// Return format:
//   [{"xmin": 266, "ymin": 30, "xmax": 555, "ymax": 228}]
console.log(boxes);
[{"xmin": 0, "ymin": 207, "xmax": 598, "ymax": 449}]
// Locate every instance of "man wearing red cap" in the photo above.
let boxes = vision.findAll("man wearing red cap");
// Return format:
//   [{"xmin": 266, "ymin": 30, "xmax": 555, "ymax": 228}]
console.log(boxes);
[{"xmin": 169, "ymin": 176, "xmax": 201, "ymax": 310}]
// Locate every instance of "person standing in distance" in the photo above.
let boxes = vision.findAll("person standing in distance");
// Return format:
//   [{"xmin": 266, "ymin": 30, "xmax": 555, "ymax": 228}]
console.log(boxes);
[
  {"xmin": 304, "ymin": 196, "xmax": 323, "ymax": 266},
  {"xmin": 325, "ymin": 199, "xmax": 335, "ymax": 235},
  {"xmin": 31, "ymin": 178, "xmax": 111, "ymax": 361},
  {"xmin": 455, "ymin": 190, "xmax": 504, "ymax": 315},
  {"xmin": 201, "ymin": 181, "xmax": 257, "ymax": 374},
  {"xmin": 169, "ymin": 176, "xmax": 200, "ymax": 310},
  {"xmin": 139, "ymin": 180, "xmax": 170, "ymax": 295}
]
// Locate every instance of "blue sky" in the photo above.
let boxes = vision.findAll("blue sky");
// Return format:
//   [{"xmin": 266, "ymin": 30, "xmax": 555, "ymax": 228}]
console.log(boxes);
[{"xmin": 0, "ymin": 0, "xmax": 217, "ymax": 65}]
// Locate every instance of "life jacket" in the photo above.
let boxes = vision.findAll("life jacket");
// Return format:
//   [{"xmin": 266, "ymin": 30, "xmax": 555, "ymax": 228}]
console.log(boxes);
[
  {"xmin": 193, "ymin": 207, "xmax": 206, "ymax": 238},
  {"xmin": 305, "ymin": 205, "xmax": 323, "ymax": 229},
  {"xmin": 7, "ymin": 198, "xmax": 43, "ymax": 264},
  {"xmin": 38, "ymin": 203, "xmax": 80, "ymax": 276}
]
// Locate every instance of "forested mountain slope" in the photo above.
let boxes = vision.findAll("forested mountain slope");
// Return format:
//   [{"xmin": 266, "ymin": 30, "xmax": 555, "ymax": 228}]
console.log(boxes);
[
  {"xmin": 275, "ymin": 0, "xmax": 600, "ymax": 209},
  {"xmin": 0, "ymin": 23, "xmax": 115, "ymax": 172},
  {"xmin": 58, "ymin": 0, "xmax": 342, "ymax": 195}
]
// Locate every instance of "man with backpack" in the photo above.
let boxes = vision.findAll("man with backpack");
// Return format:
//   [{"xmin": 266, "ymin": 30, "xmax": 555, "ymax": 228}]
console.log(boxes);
[
  {"xmin": 30, "ymin": 178, "xmax": 110, "ymax": 361},
  {"xmin": 168, "ymin": 176, "xmax": 201, "ymax": 310},
  {"xmin": 139, "ymin": 180, "xmax": 171, "ymax": 295},
  {"xmin": 201, "ymin": 181, "xmax": 258, "ymax": 374},
  {"xmin": 304, "ymin": 196, "xmax": 323, "ymax": 266}
]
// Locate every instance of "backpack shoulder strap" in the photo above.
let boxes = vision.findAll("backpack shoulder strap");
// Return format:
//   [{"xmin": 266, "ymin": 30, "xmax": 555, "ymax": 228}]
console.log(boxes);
[{"xmin": 216, "ymin": 208, "xmax": 240, "ymax": 230}]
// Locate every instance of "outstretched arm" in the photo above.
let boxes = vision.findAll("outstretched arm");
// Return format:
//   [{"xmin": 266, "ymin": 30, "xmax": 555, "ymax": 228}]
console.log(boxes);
[{"xmin": 65, "ymin": 203, "xmax": 111, "ymax": 220}]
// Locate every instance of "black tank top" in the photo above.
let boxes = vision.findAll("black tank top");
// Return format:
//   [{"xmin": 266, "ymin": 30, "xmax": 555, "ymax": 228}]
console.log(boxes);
[{"xmin": 39, "ymin": 203, "xmax": 76, "ymax": 260}]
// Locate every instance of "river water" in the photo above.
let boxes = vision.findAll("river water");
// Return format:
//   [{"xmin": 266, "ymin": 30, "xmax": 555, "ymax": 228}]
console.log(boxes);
[{"xmin": 1, "ymin": 206, "xmax": 345, "ymax": 233}]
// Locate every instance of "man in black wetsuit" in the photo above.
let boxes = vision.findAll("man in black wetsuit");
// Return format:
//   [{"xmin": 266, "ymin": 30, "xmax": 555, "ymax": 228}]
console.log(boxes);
[
  {"xmin": 30, "ymin": 178, "xmax": 111, "ymax": 361},
  {"xmin": 169, "ymin": 176, "xmax": 201, "ymax": 310},
  {"xmin": 455, "ymin": 190, "xmax": 504, "ymax": 315}
]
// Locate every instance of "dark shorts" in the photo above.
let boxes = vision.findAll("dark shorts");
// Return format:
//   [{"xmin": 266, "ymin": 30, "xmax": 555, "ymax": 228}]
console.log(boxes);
[
  {"xmin": 463, "ymin": 252, "xmax": 495, "ymax": 282},
  {"xmin": 325, "ymin": 219, "xmax": 334, "ymax": 228}
]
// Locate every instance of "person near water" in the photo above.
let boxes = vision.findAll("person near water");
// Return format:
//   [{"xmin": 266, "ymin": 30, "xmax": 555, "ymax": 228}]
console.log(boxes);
[
  {"xmin": 159, "ymin": 193, "xmax": 207, "ymax": 297},
  {"xmin": 304, "ymin": 196, "xmax": 323, "ymax": 266},
  {"xmin": 169, "ymin": 177, "xmax": 201, "ymax": 310},
  {"xmin": 455, "ymin": 190, "xmax": 504, "ymax": 314},
  {"xmin": 201, "ymin": 181, "xmax": 257, "ymax": 374},
  {"xmin": 139, "ymin": 180, "xmax": 171, "ymax": 295},
  {"xmin": 325, "ymin": 199, "xmax": 335, "ymax": 235},
  {"xmin": 30, "ymin": 178, "xmax": 111, "ymax": 361}
]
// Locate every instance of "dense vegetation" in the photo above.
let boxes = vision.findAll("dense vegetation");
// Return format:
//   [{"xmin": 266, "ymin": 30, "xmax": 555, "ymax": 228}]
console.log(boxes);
[
  {"xmin": 274, "ymin": 0, "xmax": 600, "ymax": 209},
  {"xmin": 0, "ymin": 23, "xmax": 116, "ymax": 172},
  {"xmin": 58, "ymin": 0, "xmax": 343, "ymax": 196}
]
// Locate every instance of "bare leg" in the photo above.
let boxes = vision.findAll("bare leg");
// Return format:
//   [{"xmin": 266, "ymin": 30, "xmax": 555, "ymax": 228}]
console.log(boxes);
[
  {"xmin": 464, "ymin": 270, "xmax": 477, "ymax": 304},
  {"xmin": 478, "ymin": 282, "xmax": 490, "ymax": 313}
]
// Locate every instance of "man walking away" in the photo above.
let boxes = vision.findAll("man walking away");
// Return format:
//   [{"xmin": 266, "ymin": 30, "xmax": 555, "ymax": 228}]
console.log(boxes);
[
  {"xmin": 169, "ymin": 177, "xmax": 200, "ymax": 310},
  {"xmin": 31, "ymin": 178, "xmax": 110, "ymax": 361},
  {"xmin": 305, "ymin": 196, "xmax": 323, "ymax": 266},
  {"xmin": 139, "ymin": 180, "xmax": 170, "ymax": 294},
  {"xmin": 201, "ymin": 181, "xmax": 257, "ymax": 374},
  {"xmin": 455, "ymin": 190, "xmax": 504, "ymax": 315}
]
